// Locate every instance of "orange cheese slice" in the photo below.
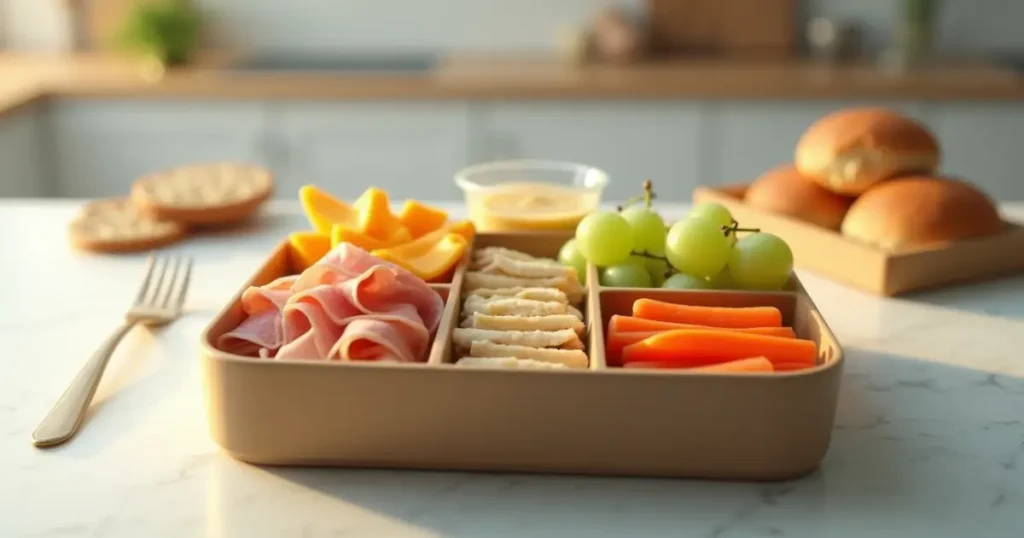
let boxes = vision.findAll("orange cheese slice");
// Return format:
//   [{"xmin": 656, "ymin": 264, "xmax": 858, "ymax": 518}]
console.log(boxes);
[
  {"xmin": 373, "ymin": 233, "xmax": 468, "ymax": 282},
  {"xmin": 398, "ymin": 200, "xmax": 449, "ymax": 238},
  {"xmin": 299, "ymin": 185, "xmax": 359, "ymax": 234},
  {"xmin": 289, "ymin": 231, "xmax": 332, "ymax": 271},
  {"xmin": 354, "ymin": 187, "xmax": 405, "ymax": 240}
]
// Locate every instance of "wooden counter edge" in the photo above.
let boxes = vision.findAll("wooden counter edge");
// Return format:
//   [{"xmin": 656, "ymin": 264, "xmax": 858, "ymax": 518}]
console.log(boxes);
[{"xmin": 1, "ymin": 54, "xmax": 1022, "ymax": 120}]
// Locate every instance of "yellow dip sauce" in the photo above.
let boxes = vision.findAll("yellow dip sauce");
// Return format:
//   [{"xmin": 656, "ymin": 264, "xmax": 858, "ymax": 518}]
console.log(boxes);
[{"xmin": 467, "ymin": 182, "xmax": 598, "ymax": 232}]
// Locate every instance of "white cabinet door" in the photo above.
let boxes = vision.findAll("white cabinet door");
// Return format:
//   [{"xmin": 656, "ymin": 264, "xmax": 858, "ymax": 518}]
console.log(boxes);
[
  {"xmin": 710, "ymin": 101, "xmax": 937, "ymax": 185},
  {"xmin": 0, "ymin": 104, "xmax": 46, "ymax": 197},
  {"xmin": 278, "ymin": 103, "xmax": 470, "ymax": 201},
  {"xmin": 481, "ymin": 102, "xmax": 705, "ymax": 203},
  {"xmin": 934, "ymin": 104, "xmax": 1024, "ymax": 201},
  {"xmin": 50, "ymin": 101, "xmax": 270, "ymax": 198}
]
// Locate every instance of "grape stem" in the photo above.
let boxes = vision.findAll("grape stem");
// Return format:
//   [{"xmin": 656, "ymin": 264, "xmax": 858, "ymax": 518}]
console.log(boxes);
[
  {"xmin": 631, "ymin": 250, "xmax": 673, "ymax": 278},
  {"xmin": 616, "ymin": 179, "xmax": 658, "ymax": 211},
  {"xmin": 631, "ymin": 250, "xmax": 668, "ymax": 261},
  {"xmin": 722, "ymin": 222, "xmax": 760, "ymax": 239}
]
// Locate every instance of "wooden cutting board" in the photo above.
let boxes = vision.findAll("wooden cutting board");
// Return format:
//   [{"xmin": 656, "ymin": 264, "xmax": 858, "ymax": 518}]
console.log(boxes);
[{"xmin": 646, "ymin": 0, "xmax": 797, "ymax": 59}]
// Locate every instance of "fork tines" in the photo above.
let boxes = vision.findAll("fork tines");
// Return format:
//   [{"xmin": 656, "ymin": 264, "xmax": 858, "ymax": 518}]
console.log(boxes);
[{"xmin": 136, "ymin": 254, "xmax": 193, "ymax": 311}]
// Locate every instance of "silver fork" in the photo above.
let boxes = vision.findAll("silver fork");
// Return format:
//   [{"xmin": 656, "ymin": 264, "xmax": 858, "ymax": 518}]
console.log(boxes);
[{"xmin": 32, "ymin": 255, "xmax": 193, "ymax": 448}]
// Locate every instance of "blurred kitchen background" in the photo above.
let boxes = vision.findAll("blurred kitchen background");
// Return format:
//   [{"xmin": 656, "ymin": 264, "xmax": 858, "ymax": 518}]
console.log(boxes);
[{"xmin": 1, "ymin": 0, "xmax": 1022, "ymax": 202}]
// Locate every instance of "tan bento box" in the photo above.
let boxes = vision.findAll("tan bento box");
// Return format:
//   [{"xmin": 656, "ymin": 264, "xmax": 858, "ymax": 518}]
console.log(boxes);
[
  {"xmin": 200, "ymin": 231, "xmax": 844, "ymax": 480},
  {"xmin": 694, "ymin": 184, "xmax": 1024, "ymax": 297}
]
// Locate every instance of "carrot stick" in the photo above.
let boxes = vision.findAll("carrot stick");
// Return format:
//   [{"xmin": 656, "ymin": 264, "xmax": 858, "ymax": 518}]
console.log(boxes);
[
  {"xmin": 689, "ymin": 357, "xmax": 774, "ymax": 373},
  {"xmin": 606, "ymin": 327, "xmax": 795, "ymax": 363},
  {"xmin": 609, "ymin": 315, "xmax": 793, "ymax": 336},
  {"xmin": 621, "ymin": 329, "xmax": 816, "ymax": 368},
  {"xmin": 609, "ymin": 315, "xmax": 796, "ymax": 337},
  {"xmin": 623, "ymin": 357, "xmax": 774, "ymax": 374},
  {"xmin": 632, "ymin": 299, "xmax": 783, "ymax": 328}
]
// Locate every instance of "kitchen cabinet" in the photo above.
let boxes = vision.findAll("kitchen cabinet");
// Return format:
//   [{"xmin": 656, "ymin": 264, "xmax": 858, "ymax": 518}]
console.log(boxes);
[
  {"xmin": 49, "ymin": 100, "xmax": 271, "ymax": 198},
  {"xmin": 0, "ymin": 104, "xmax": 46, "ymax": 197},
  {"xmin": 934, "ymin": 104, "xmax": 1024, "ymax": 200},
  {"xmin": 276, "ymin": 102, "xmax": 471, "ymax": 200},
  {"xmin": 35, "ymin": 97, "xmax": 1024, "ymax": 203},
  {"xmin": 708, "ymin": 101, "xmax": 936, "ymax": 184},
  {"xmin": 479, "ymin": 102, "xmax": 706, "ymax": 202}
]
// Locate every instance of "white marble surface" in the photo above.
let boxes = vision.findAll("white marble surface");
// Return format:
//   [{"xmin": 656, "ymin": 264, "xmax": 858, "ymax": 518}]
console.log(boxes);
[{"xmin": 2, "ymin": 199, "xmax": 1024, "ymax": 538}]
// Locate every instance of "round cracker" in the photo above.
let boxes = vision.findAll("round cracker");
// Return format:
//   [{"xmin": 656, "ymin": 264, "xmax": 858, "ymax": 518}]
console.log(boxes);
[
  {"xmin": 130, "ymin": 162, "xmax": 274, "ymax": 226},
  {"xmin": 68, "ymin": 198, "xmax": 187, "ymax": 253}
]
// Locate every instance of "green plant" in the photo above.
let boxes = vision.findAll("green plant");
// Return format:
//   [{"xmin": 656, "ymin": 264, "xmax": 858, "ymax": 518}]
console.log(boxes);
[
  {"xmin": 902, "ymin": 0, "xmax": 943, "ymax": 25},
  {"xmin": 113, "ymin": 0, "xmax": 203, "ymax": 66}
]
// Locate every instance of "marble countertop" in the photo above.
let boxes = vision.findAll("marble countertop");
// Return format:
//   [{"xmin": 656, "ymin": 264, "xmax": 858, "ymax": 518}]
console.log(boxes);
[{"xmin": 3, "ymin": 199, "xmax": 1024, "ymax": 538}]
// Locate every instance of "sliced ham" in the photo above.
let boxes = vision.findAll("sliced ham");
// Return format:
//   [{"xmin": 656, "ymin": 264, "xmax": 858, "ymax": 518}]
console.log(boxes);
[
  {"xmin": 217, "ymin": 275, "xmax": 298, "ymax": 356},
  {"xmin": 217, "ymin": 243, "xmax": 444, "ymax": 362}
]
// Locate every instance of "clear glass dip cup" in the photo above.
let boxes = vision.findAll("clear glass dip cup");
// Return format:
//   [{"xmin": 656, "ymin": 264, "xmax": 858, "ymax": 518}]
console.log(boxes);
[{"xmin": 454, "ymin": 160, "xmax": 609, "ymax": 233}]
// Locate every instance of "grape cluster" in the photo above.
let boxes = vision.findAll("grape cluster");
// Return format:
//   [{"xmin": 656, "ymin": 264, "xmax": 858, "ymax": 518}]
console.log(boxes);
[{"xmin": 558, "ymin": 182, "xmax": 795, "ymax": 290}]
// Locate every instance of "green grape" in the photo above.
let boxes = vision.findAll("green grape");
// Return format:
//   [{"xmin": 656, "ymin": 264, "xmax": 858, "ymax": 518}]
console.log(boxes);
[
  {"xmin": 600, "ymin": 263, "xmax": 653, "ymax": 288},
  {"xmin": 643, "ymin": 257, "xmax": 669, "ymax": 287},
  {"xmin": 691, "ymin": 202, "xmax": 737, "ymax": 246},
  {"xmin": 728, "ymin": 233, "xmax": 794, "ymax": 290},
  {"xmin": 575, "ymin": 211, "xmax": 633, "ymax": 266},
  {"xmin": 620, "ymin": 206, "xmax": 667, "ymax": 255},
  {"xmin": 664, "ymin": 217, "xmax": 732, "ymax": 278},
  {"xmin": 662, "ymin": 273, "xmax": 712, "ymax": 290},
  {"xmin": 557, "ymin": 239, "xmax": 589, "ymax": 284},
  {"xmin": 626, "ymin": 254, "xmax": 669, "ymax": 287},
  {"xmin": 689, "ymin": 203, "xmax": 734, "ymax": 230},
  {"xmin": 708, "ymin": 267, "xmax": 738, "ymax": 290}
]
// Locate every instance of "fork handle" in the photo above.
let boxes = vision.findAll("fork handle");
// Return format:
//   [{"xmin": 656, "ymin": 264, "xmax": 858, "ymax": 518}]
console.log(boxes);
[{"xmin": 32, "ymin": 321, "xmax": 137, "ymax": 448}]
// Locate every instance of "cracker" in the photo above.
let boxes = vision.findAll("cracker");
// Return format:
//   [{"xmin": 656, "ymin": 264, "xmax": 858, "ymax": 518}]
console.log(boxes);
[
  {"xmin": 466, "ymin": 287, "xmax": 569, "ymax": 304},
  {"xmin": 477, "ymin": 255, "xmax": 576, "ymax": 279},
  {"xmin": 462, "ymin": 297, "xmax": 577, "ymax": 319},
  {"xmin": 68, "ymin": 198, "xmax": 187, "ymax": 253},
  {"xmin": 465, "ymin": 272, "xmax": 583, "ymax": 304},
  {"xmin": 567, "ymin": 305, "xmax": 584, "ymax": 320},
  {"xmin": 453, "ymin": 328, "xmax": 583, "ymax": 351},
  {"xmin": 471, "ymin": 247, "xmax": 538, "ymax": 265},
  {"xmin": 469, "ymin": 341, "xmax": 588, "ymax": 368},
  {"xmin": 454, "ymin": 357, "xmax": 570, "ymax": 369},
  {"xmin": 130, "ymin": 162, "xmax": 274, "ymax": 226},
  {"xmin": 464, "ymin": 313, "xmax": 585, "ymax": 334}
]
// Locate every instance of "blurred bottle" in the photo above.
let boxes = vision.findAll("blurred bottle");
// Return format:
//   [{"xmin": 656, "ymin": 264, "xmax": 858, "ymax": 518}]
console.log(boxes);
[{"xmin": 806, "ymin": 17, "xmax": 862, "ymax": 64}]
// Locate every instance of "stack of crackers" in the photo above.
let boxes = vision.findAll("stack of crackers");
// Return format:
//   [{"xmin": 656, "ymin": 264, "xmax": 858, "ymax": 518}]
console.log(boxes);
[
  {"xmin": 454, "ymin": 246, "xmax": 588, "ymax": 369},
  {"xmin": 68, "ymin": 162, "xmax": 274, "ymax": 254}
]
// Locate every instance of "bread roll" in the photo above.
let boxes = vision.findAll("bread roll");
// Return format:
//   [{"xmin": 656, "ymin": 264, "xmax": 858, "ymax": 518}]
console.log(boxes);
[
  {"xmin": 795, "ymin": 108, "xmax": 940, "ymax": 195},
  {"xmin": 840, "ymin": 176, "xmax": 1004, "ymax": 251},
  {"xmin": 745, "ymin": 164, "xmax": 854, "ymax": 230}
]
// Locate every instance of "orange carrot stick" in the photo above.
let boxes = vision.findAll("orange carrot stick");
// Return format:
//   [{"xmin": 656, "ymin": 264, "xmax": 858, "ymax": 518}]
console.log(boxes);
[
  {"xmin": 623, "ymin": 357, "xmax": 774, "ymax": 374},
  {"xmin": 606, "ymin": 327, "xmax": 795, "ymax": 363},
  {"xmin": 608, "ymin": 315, "xmax": 792, "ymax": 336},
  {"xmin": 608, "ymin": 315, "xmax": 796, "ymax": 337},
  {"xmin": 632, "ymin": 299, "xmax": 783, "ymax": 328},
  {"xmin": 621, "ymin": 329, "xmax": 816, "ymax": 368},
  {"xmin": 689, "ymin": 357, "xmax": 774, "ymax": 373}
]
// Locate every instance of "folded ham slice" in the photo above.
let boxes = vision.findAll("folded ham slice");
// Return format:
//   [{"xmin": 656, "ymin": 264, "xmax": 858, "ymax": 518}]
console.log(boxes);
[
  {"xmin": 217, "ymin": 243, "xmax": 444, "ymax": 362},
  {"xmin": 218, "ymin": 275, "xmax": 298, "ymax": 358}
]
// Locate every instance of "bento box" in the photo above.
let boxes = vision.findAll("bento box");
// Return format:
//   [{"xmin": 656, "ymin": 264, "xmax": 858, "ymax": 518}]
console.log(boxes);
[
  {"xmin": 200, "ymin": 231, "xmax": 844, "ymax": 480},
  {"xmin": 694, "ymin": 184, "xmax": 1024, "ymax": 296}
]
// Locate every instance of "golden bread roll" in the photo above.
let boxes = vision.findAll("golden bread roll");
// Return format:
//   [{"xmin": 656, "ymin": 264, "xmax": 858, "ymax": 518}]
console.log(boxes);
[
  {"xmin": 840, "ymin": 176, "xmax": 1004, "ymax": 251},
  {"xmin": 745, "ymin": 164, "xmax": 855, "ymax": 230},
  {"xmin": 795, "ymin": 108, "xmax": 940, "ymax": 195}
]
